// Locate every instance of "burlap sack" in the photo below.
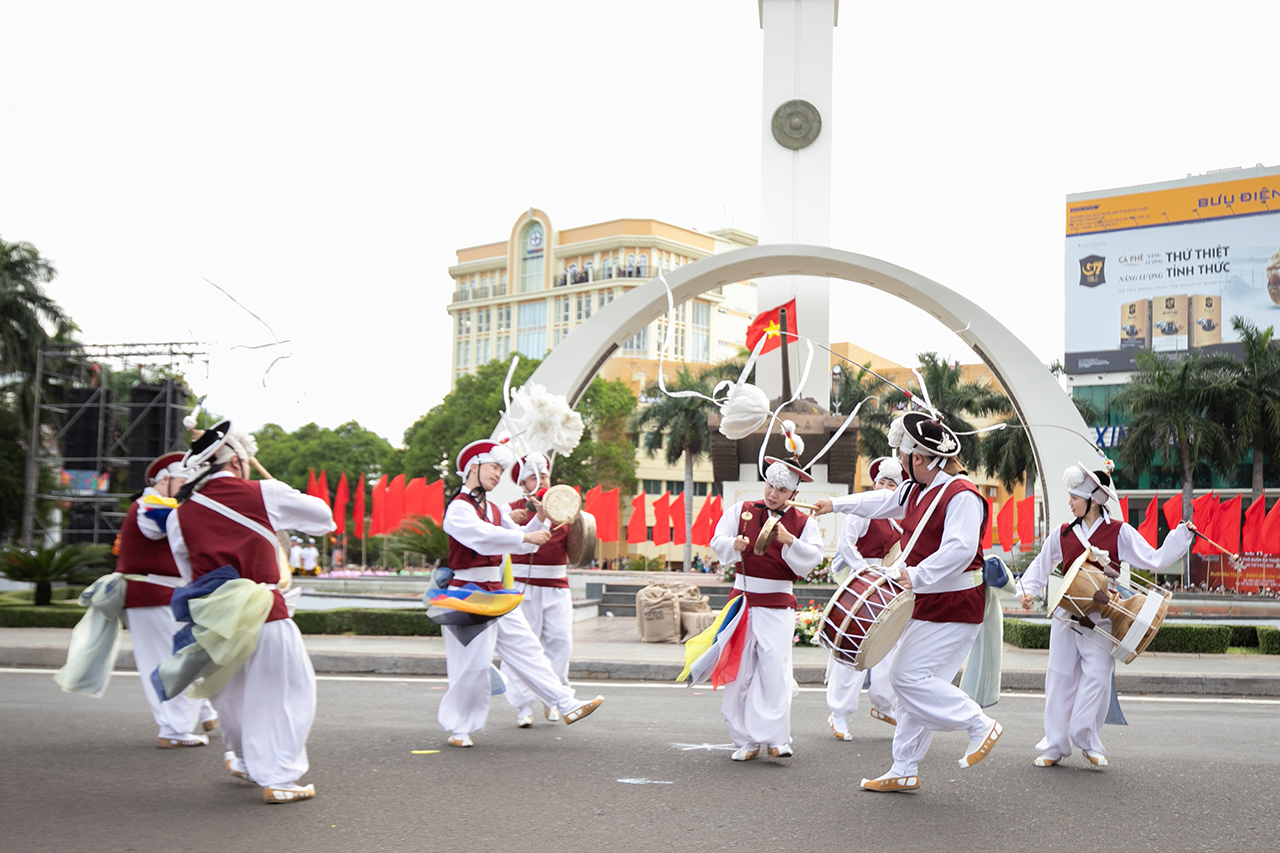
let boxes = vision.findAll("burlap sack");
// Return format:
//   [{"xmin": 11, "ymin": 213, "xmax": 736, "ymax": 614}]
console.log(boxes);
[
  {"xmin": 681, "ymin": 609, "xmax": 716, "ymax": 640},
  {"xmin": 636, "ymin": 584, "xmax": 681, "ymax": 643}
]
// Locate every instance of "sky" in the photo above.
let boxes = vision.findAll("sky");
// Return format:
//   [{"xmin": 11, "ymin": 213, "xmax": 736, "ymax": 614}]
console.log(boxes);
[{"xmin": 4, "ymin": 1, "xmax": 1278, "ymax": 445}]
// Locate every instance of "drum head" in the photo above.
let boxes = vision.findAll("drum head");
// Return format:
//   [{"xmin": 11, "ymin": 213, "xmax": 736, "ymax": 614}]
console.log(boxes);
[
  {"xmin": 856, "ymin": 588, "xmax": 915, "ymax": 670},
  {"xmin": 1047, "ymin": 548, "xmax": 1093, "ymax": 613},
  {"xmin": 566, "ymin": 511, "xmax": 597, "ymax": 568},
  {"xmin": 753, "ymin": 514, "xmax": 779, "ymax": 556},
  {"xmin": 541, "ymin": 484, "xmax": 581, "ymax": 526}
]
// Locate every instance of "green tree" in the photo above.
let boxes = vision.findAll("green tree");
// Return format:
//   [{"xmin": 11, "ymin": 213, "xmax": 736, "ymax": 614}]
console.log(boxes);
[
  {"xmin": 553, "ymin": 377, "xmax": 638, "ymax": 495},
  {"xmin": 832, "ymin": 364, "xmax": 893, "ymax": 460},
  {"xmin": 1113, "ymin": 350, "xmax": 1235, "ymax": 524},
  {"xmin": 982, "ymin": 394, "xmax": 1103, "ymax": 493},
  {"xmin": 0, "ymin": 238, "xmax": 72, "ymax": 382},
  {"xmin": 0, "ymin": 542, "xmax": 113, "ymax": 605},
  {"xmin": 253, "ymin": 420, "xmax": 397, "ymax": 496},
  {"xmin": 1217, "ymin": 317, "xmax": 1280, "ymax": 501},
  {"xmin": 629, "ymin": 367, "xmax": 714, "ymax": 571}
]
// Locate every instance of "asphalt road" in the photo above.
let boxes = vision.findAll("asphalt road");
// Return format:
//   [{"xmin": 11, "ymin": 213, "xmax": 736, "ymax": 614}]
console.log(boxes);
[{"xmin": 3, "ymin": 670, "xmax": 1278, "ymax": 853}]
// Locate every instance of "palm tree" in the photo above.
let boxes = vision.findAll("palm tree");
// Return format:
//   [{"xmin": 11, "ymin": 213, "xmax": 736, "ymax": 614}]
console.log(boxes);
[
  {"xmin": 832, "ymin": 364, "xmax": 892, "ymax": 460},
  {"xmin": 1112, "ymin": 350, "xmax": 1236, "ymax": 524},
  {"xmin": 1, "ymin": 238, "xmax": 71, "ymax": 376},
  {"xmin": 629, "ymin": 367, "xmax": 715, "ymax": 571},
  {"xmin": 1217, "ymin": 317, "xmax": 1280, "ymax": 502},
  {"xmin": 983, "ymin": 395, "xmax": 1103, "ymax": 493},
  {"xmin": 0, "ymin": 542, "xmax": 113, "ymax": 605}
]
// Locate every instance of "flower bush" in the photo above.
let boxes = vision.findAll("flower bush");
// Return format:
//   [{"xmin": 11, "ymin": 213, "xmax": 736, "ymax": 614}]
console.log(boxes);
[
  {"xmin": 799, "ymin": 558, "xmax": 835, "ymax": 585},
  {"xmin": 793, "ymin": 600, "xmax": 823, "ymax": 646}
]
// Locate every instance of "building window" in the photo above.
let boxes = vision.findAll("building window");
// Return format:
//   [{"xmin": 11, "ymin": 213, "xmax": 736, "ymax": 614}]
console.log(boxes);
[
  {"xmin": 496, "ymin": 305, "xmax": 511, "ymax": 332},
  {"xmin": 497, "ymin": 336, "xmax": 510, "ymax": 361},
  {"xmin": 625, "ymin": 253, "xmax": 636, "ymax": 277},
  {"xmin": 693, "ymin": 482, "xmax": 708, "ymax": 496},
  {"xmin": 477, "ymin": 307, "xmax": 491, "ymax": 334},
  {"xmin": 456, "ymin": 310, "xmax": 470, "ymax": 336},
  {"xmin": 456, "ymin": 340, "xmax": 470, "ymax": 368},
  {"xmin": 598, "ymin": 289, "xmax": 613, "ymax": 309},
  {"xmin": 666, "ymin": 480, "xmax": 684, "ymax": 495},
  {"xmin": 584, "ymin": 260, "xmax": 593, "ymax": 281},
  {"xmin": 622, "ymin": 325, "xmax": 649, "ymax": 353},
  {"xmin": 521, "ymin": 222, "xmax": 545, "ymax": 293},
  {"xmin": 637, "ymin": 253, "xmax": 649, "ymax": 278},
  {"xmin": 691, "ymin": 301, "xmax": 710, "ymax": 362},
  {"xmin": 602, "ymin": 256, "xmax": 613, "ymax": 279},
  {"xmin": 576, "ymin": 293, "xmax": 593, "ymax": 321},
  {"xmin": 499, "ymin": 272, "xmax": 507, "ymax": 295},
  {"xmin": 516, "ymin": 301, "xmax": 547, "ymax": 357},
  {"xmin": 477, "ymin": 338, "xmax": 490, "ymax": 365},
  {"xmin": 555, "ymin": 295, "xmax": 570, "ymax": 324},
  {"xmin": 643, "ymin": 479, "xmax": 662, "ymax": 495}
]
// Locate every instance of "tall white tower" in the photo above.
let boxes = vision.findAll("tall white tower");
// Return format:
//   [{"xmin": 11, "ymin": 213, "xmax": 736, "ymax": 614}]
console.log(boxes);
[{"xmin": 756, "ymin": 0, "xmax": 837, "ymax": 406}]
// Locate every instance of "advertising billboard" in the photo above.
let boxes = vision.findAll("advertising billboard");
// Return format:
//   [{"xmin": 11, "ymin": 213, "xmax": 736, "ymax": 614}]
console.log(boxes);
[{"xmin": 1064, "ymin": 166, "xmax": 1280, "ymax": 374}]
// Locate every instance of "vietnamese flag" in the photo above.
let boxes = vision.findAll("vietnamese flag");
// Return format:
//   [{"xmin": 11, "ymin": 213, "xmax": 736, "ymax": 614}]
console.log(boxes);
[
  {"xmin": 1192, "ymin": 493, "xmax": 1220, "ymax": 556},
  {"xmin": 982, "ymin": 497, "xmax": 993, "ymax": 549},
  {"xmin": 597, "ymin": 488, "xmax": 620, "ymax": 543},
  {"xmin": 333, "ymin": 473, "xmax": 349, "ymax": 536},
  {"xmin": 1162, "ymin": 495, "xmax": 1184, "ymax": 529},
  {"xmin": 405, "ymin": 477, "xmax": 426, "ymax": 518},
  {"xmin": 1137, "ymin": 495, "xmax": 1159, "ymax": 548},
  {"xmin": 370, "ymin": 474, "xmax": 387, "ymax": 536},
  {"xmin": 1243, "ymin": 493, "xmax": 1267, "ymax": 553},
  {"xmin": 626, "ymin": 493, "xmax": 647, "ymax": 545},
  {"xmin": 652, "ymin": 492, "xmax": 671, "ymax": 545},
  {"xmin": 670, "ymin": 492, "xmax": 687, "ymax": 545},
  {"xmin": 1017, "ymin": 496, "xmax": 1036, "ymax": 552},
  {"xmin": 318, "ymin": 470, "xmax": 332, "ymax": 510},
  {"xmin": 996, "ymin": 499, "xmax": 1015, "ymax": 551},
  {"xmin": 353, "ymin": 474, "xmax": 366, "ymax": 540},
  {"xmin": 744, "ymin": 298, "xmax": 797, "ymax": 356},
  {"xmin": 1216, "ymin": 495, "xmax": 1242, "ymax": 556},
  {"xmin": 424, "ymin": 479, "xmax": 445, "ymax": 525},
  {"xmin": 1260, "ymin": 497, "xmax": 1280, "ymax": 556},
  {"xmin": 692, "ymin": 497, "xmax": 714, "ymax": 547},
  {"xmin": 388, "ymin": 475, "xmax": 407, "ymax": 532}
]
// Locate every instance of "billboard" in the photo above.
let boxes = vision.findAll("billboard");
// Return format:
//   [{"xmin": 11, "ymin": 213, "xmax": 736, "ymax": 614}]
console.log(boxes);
[{"xmin": 1064, "ymin": 167, "xmax": 1280, "ymax": 374}]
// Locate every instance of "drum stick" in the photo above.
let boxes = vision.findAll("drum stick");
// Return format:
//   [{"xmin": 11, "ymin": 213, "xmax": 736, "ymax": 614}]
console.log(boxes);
[
  {"xmin": 250, "ymin": 457, "xmax": 274, "ymax": 480},
  {"xmin": 785, "ymin": 500, "xmax": 822, "ymax": 512},
  {"xmin": 1187, "ymin": 524, "xmax": 1242, "ymax": 567}
]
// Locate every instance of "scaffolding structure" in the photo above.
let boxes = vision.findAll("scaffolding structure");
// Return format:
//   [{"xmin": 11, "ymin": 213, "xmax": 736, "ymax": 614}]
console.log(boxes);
[{"xmin": 21, "ymin": 342, "xmax": 209, "ymax": 547}]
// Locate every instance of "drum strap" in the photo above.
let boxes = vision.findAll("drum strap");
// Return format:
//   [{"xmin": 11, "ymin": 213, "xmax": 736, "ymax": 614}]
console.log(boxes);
[{"xmin": 898, "ymin": 476, "xmax": 961, "ymax": 566}]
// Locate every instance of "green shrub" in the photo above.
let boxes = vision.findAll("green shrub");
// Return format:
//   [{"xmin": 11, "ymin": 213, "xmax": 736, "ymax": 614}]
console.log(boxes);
[
  {"xmin": 1229, "ymin": 625, "xmax": 1259, "ymax": 648},
  {"xmin": 1259, "ymin": 626, "xmax": 1280, "ymax": 655},
  {"xmin": 1003, "ymin": 618, "xmax": 1050, "ymax": 649},
  {"xmin": 0, "ymin": 606, "xmax": 85, "ymax": 628},
  {"xmin": 0, "ymin": 586, "xmax": 85, "ymax": 606},
  {"xmin": 1147, "ymin": 624, "xmax": 1231, "ymax": 654},
  {"xmin": 292, "ymin": 608, "xmax": 440, "ymax": 637}
]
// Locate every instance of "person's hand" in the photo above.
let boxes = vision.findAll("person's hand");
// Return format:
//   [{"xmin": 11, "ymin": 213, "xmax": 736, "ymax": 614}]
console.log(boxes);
[
  {"xmin": 774, "ymin": 524, "xmax": 795, "ymax": 546},
  {"xmin": 1018, "ymin": 593, "xmax": 1034, "ymax": 610},
  {"xmin": 531, "ymin": 498, "xmax": 548, "ymax": 524},
  {"xmin": 524, "ymin": 530, "xmax": 552, "ymax": 546},
  {"xmin": 509, "ymin": 508, "xmax": 531, "ymax": 525},
  {"xmin": 732, "ymin": 535, "xmax": 750, "ymax": 553},
  {"xmin": 810, "ymin": 497, "xmax": 834, "ymax": 517}
]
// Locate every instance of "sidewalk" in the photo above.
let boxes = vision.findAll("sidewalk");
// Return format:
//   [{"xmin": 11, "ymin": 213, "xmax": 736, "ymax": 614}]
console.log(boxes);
[{"xmin": 4, "ymin": 618, "xmax": 1279, "ymax": 696}]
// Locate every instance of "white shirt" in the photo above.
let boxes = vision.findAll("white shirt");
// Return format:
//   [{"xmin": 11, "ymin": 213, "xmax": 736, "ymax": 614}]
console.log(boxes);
[
  {"xmin": 709, "ymin": 500, "xmax": 825, "ymax": 578},
  {"xmin": 300, "ymin": 546, "xmax": 319, "ymax": 569},
  {"xmin": 289, "ymin": 544, "xmax": 302, "ymax": 566},
  {"xmin": 443, "ymin": 494, "xmax": 547, "ymax": 557}
]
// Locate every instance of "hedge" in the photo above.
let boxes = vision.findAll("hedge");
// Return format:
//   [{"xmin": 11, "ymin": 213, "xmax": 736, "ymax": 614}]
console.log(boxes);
[
  {"xmin": 1229, "ymin": 625, "xmax": 1259, "ymax": 648},
  {"xmin": 0, "ymin": 606, "xmax": 85, "ymax": 628},
  {"xmin": 292, "ymin": 608, "xmax": 440, "ymax": 637},
  {"xmin": 1003, "ymin": 618, "xmax": 1236, "ymax": 654},
  {"xmin": 1003, "ymin": 618, "xmax": 1050, "ymax": 649},
  {"xmin": 1259, "ymin": 626, "xmax": 1280, "ymax": 655}
]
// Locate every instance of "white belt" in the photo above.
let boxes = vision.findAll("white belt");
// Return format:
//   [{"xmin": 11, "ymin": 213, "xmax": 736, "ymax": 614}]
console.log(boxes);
[
  {"xmin": 517, "ymin": 565, "xmax": 568, "ymax": 580},
  {"xmin": 451, "ymin": 567, "xmax": 503, "ymax": 583},
  {"xmin": 913, "ymin": 569, "xmax": 983, "ymax": 595},
  {"xmin": 121, "ymin": 574, "xmax": 187, "ymax": 589},
  {"xmin": 733, "ymin": 576, "xmax": 794, "ymax": 595}
]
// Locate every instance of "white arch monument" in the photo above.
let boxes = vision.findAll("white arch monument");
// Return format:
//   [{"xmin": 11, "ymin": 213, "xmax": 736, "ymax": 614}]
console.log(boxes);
[{"xmin": 516, "ymin": 243, "xmax": 1089, "ymax": 530}]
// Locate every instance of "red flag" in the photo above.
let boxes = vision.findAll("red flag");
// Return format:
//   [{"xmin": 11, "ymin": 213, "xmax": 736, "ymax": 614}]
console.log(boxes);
[
  {"xmin": 388, "ymin": 475, "xmax": 407, "ymax": 532},
  {"xmin": 692, "ymin": 497, "xmax": 714, "ymax": 547},
  {"xmin": 1243, "ymin": 493, "xmax": 1267, "ymax": 553},
  {"xmin": 1261, "ymin": 498, "xmax": 1280, "ymax": 556},
  {"xmin": 317, "ymin": 470, "xmax": 332, "ymax": 510},
  {"xmin": 1137, "ymin": 495, "xmax": 1159, "ymax": 548},
  {"xmin": 353, "ymin": 474, "xmax": 366, "ymax": 540},
  {"xmin": 1162, "ymin": 495, "xmax": 1184, "ymax": 529},
  {"xmin": 1216, "ymin": 495, "xmax": 1242, "ymax": 556},
  {"xmin": 1192, "ymin": 493, "xmax": 1220, "ymax": 556},
  {"xmin": 424, "ymin": 479, "xmax": 445, "ymax": 525},
  {"xmin": 1119, "ymin": 496, "xmax": 1130, "ymax": 525},
  {"xmin": 652, "ymin": 492, "xmax": 671, "ymax": 545},
  {"xmin": 597, "ymin": 488, "xmax": 620, "ymax": 543},
  {"xmin": 996, "ymin": 499, "xmax": 1015, "ymax": 551},
  {"xmin": 709, "ymin": 495, "xmax": 724, "ymax": 533},
  {"xmin": 333, "ymin": 473, "xmax": 350, "ymax": 536},
  {"xmin": 405, "ymin": 477, "xmax": 427, "ymax": 518},
  {"xmin": 583, "ymin": 485, "xmax": 603, "ymax": 518},
  {"xmin": 627, "ymin": 493, "xmax": 647, "ymax": 545},
  {"xmin": 1017, "ymin": 496, "xmax": 1036, "ymax": 553},
  {"xmin": 370, "ymin": 474, "xmax": 387, "ymax": 536},
  {"xmin": 306, "ymin": 468, "xmax": 318, "ymax": 499},
  {"xmin": 744, "ymin": 298, "xmax": 797, "ymax": 356},
  {"xmin": 982, "ymin": 497, "xmax": 993, "ymax": 549},
  {"xmin": 670, "ymin": 493, "xmax": 687, "ymax": 545}
]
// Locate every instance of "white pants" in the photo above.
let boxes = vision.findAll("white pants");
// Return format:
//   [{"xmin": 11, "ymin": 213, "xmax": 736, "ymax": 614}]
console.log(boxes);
[
  {"xmin": 212, "ymin": 619, "xmax": 316, "ymax": 788},
  {"xmin": 503, "ymin": 584, "xmax": 574, "ymax": 716},
  {"xmin": 826, "ymin": 644, "xmax": 898, "ymax": 718},
  {"xmin": 123, "ymin": 606, "xmax": 216, "ymax": 738},
  {"xmin": 1038, "ymin": 615, "xmax": 1113, "ymax": 759},
  {"xmin": 438, "ymin": 606, "xmax": 580, "ymax": 735},
  {"xmin": 720, "ymin": 607, "xmax": 794, "ymax": 749},
  {"xmin": 887, "ymin": 619, "xmax": 986, "ymax": 775}
]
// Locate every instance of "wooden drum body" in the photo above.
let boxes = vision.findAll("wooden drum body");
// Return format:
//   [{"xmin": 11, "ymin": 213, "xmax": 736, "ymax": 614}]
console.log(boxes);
[
  {"xmin": 1047, "ymin": 547, "xmax": 1171, "ymax": 664},
  {"xmin": 818, "ymin": 567, "xmax": 915, "ymax": 671}
]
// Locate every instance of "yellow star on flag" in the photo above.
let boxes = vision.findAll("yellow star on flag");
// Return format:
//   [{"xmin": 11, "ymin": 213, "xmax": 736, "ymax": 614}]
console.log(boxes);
[{"xmin": 764, "ymin": 320, "xmax": 781, "ymax": 339}]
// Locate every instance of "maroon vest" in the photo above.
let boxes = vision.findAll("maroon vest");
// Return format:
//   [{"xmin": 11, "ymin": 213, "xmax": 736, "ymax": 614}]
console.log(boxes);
[
  {"xmin": 857, "ymin": 518, "xmax": 901, "ymax": 562},
  {"xmin": 508, "ymin": 499, "xmax": 570, "ymax": 588},
  {"xmin": 177, "ymin": 478, "xmax": 287, "ymax": 622},
  {"xmin": 446, "ymin": 494, "xmax": 506, "ymax": 591},
  {"xmin": 1059, "ymin": 518, "xmax": 1123, "ymax": 571},
  {"xmin": 731, "ymin": 502, "xmax": 809, "ymax": 609},
  {"xmin": 115, "ymin": 501, "xmax": 179, "ymax": 609},
  {"xmin": 900, "ymin": 477, "xmax": 987, "ymax": 624}
]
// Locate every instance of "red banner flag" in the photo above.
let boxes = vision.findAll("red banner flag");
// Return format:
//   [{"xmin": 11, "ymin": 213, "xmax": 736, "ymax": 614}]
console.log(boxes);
[
  {"xmin": 691, "ymin": 496, "xmax": 714, "ymax": 547},
  {"xmin": 1137, "ymin": 495, "xmax": 1159, "ymax": 548},
  {"xmin": 388, "ymin": 475, "xmax": 407, "ymax": 532},
  {"xmin": 306, "ymin": 468, "xmax": 318, "ymax": 499},
  {"xmin": 1216, "ymin": 495, "xmax": 1243, "ymax": 556},
  {"xmin": 1162, "ymin": 495, "xmax": 1184, "ymax": 529},
  {"xmin": 982, "ymin": 497, "xmax": 993, "ymax": 549},
  {"xmin": 370, "ymin": 475, "xmax": 387, "ymax": 536},
  {"xmin": 597, "ymin": 488, "xmax": 619, "ymax": 543},
  {"xmin": 1192, "ymin": 493, "xmax": 1220, "ymax": 555},
  {"xmin": 670, "ymin": 493, "xmax": 687, "ymax": 545},
  {"xmin": 405, "ymin": 477, "xmax": 427, "ymax": 518},
  {"xmin": 317, "ymin": 470, "xmax": 332, "ymax": 510},
  {"xmin": 744, "ymin": 298, "xmax": 797, "ymax": 356},
  {"xmin": 652, "ymin": 492, "xmax": 671, "ymax": 545},
  {"xmin": 1017, "ymin": 496, "xmax": 1036, "ymax": 552},
  {"xmin": 1261, "ymin": 498, "xmax": 1280, "ymax": 556},
  {"xmin": 1119, "ymin": 496, "xmax": 1130, "ymax": 525},
  {"xmin": 424, "ymin": 479, "xmax": 445, "ymax": 525},
  {"xmin": 626, "ymin": 493, "xmax": 647, "ymax": 545},
  {"xmin": 583, "ymin": 485, "xmax": 603, "ymax": 518},
  {"xmin": 996, "ymin": 499, "xmax": 1015, "ymax": 551},
  {"xmin": 353, "ymin": 474, "xmax": 366, "ymax": 540},
  {"xmin": 709, "ymin": 495, "xmax": 724, "ymax": 533},
  {"xmin": 1243, "ymin": 493, "xmax": 1267, "ymax": 553},
  {"xmin": 333, "ymin": 473, "xmax": 349, "ymax": 536}
]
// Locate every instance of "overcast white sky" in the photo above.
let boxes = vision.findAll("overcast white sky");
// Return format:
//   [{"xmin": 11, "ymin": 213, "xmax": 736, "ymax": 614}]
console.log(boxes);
[{"xmin": 4, "ymin": 1, "xmax": 1278, "ymax": 445}]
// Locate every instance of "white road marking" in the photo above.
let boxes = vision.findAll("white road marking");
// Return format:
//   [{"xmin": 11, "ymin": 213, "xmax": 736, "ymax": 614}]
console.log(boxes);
[
  {"xmin": 671, "ymin": 742, "xmax": 736, "ymax": 751},
  {"xmin": 617, "ymin": 778, "xmax": 674, "ymax": 785}
]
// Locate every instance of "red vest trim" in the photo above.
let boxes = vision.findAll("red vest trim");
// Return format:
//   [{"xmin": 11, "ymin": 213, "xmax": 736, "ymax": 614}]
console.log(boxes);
[
  {"xmin": 116, "ymin": 501, "xmax": 178, "ymax": 608},
  {"xmin": 1059, "ymin": 519, "xmax": 1123, "ymax": 572},
  {"xmin": 857, "ymin": 518, "xmax": 900, "ymax": 562},
  {"xmin": 447, "ymin": 494, "xmax": 505, "ymax": 586},
  {"xmin": 508, "ymin": 499, "xmax": 570, "ymax": 588},
  {"xmin": 177, "ymin": 479, "xmax": 287, "ymax": 622},
  {"xmin": 900, "ymin": 477, "xmax": 986, "ymax": 624},
  {"xmin": 732, "ymin": 502, "xmax": 809, "ymax": 609}
]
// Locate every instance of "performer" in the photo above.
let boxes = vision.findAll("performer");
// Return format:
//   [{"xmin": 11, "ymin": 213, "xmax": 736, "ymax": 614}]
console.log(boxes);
[
  {"xmin": 709, "ymin": 456, "xmax": 825, "ymax": 761},
  {"xmin": 439, "ymin": 439, "xmax": 603, "ymax": 747},
  {"xmin": 813, "ymin": 412, "xmax": 1001, "ymax": 792},
  {"xmin": 824, "ymin": 456, "xmax": 902, "ymax": 741},
  {"xmin": 501, "ymin": 451, "xmax": 574, "ymax": 727},
  {"xmin": 1018, "ymin": 463, "xmax": 1193, "ymax": 768},
  {"xmin": 116, "ymin": 452, "xmax": 218, "ymax": 747},
  {"xmin": 288, "ymin": 537, "xmax": 302, "ymax": 574},
  {"xmin": 167, "ymin": 420, "xmax": 334, "ymax": 804}
]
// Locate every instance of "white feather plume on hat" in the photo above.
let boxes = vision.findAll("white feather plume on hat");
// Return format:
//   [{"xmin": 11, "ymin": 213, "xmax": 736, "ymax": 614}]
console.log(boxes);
[
  {"xmin": 508, "ymin": 383, "xmax": 585, "ymax": 457},
  {"xmin": 718, "ymin": 383, "xmax": 771, "ymax": 440}
]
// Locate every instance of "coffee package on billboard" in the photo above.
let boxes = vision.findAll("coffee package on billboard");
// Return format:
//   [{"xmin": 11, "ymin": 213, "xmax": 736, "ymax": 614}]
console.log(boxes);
[
  {"xmin": 1152, "ymin": 295, "xmax": 1188, "ymax": 352},
  {"xmin": 1189, "ymin": 294, "xmax": 1222, "ymax": 347},
  {"xmin": 1120, "ymin": 299, "xmax": 1150, "ymax": 349}
]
